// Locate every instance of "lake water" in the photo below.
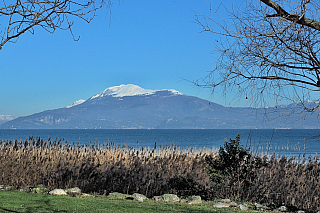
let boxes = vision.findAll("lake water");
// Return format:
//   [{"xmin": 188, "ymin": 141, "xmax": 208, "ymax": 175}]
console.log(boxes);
[{"xmin": 0, "ymin": 129, "xmax": 319, "ymax": 157}]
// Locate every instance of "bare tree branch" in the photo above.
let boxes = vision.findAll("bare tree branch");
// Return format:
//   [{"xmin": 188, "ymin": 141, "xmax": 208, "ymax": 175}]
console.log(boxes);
[
  {"xmin": 195, "ymin": 0, "xmax": 320, "ymax": 115},
  {"xmin": 0, "ymin": 0, "xmax": 114, "ymax": 50},
  {"xmin": 261, "ymin": 0, "xmax": 320, "ymax": 31}
]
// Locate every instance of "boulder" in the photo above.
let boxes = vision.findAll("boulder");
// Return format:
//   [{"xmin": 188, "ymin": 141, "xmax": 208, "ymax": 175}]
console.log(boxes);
[
  {"xmin": 229, "ymin": 201, "xmax": 238, "ymax": 207},
  {"xmin": 65, "ymin": 187, "xmax": 81, "ymax": 195},
  {"xmin": 75, "ymin": 193, "xmax": 94, "ymax": 198},
  {"xmin": 20, "ymin": 186, "xmax": 34, "ymax": 192},
  {"xmin": 255, "ymin": 203, "xmax": 269, "ymax": 210},
  {"xmin": 131, "ymin": 193, "xmax": 147, "ymax": 202},
  {"xmin": 152, "ymin": 194, "xmax": 180, "ymax": 202},
  {"xmin": 32, "ymin": 185, "xmax": 49, "ymax": 194},
  {"xmin": 49, "ymin": 189, "xmax": 67, "ymax": 196},
  {"xmin": 238, "ymin": 204, "xmax": 249, "ymax": 211},
  {"xmin": 180, "ymin": 195, "xmax": 202, "ymax": 205},
  {"xmin": 0, "ymin": 185, "xmax": 16, "ymax": 191},
  {"xmin": 275, "ymin": 206, "xmax": 287, "ymax": 212},
  {"xmin": 107, "ymin": 192, "xmax": 131, "ymax": 200},
  {"xmin": 220, "ymin": 198, "xmax": 231, "ymax": 203},
  {"xmin": 213, "ymin": 203, "xmax": 231, "ymax": 208},
  {"xmin": 5, "ymin": 186, "xmax": 16, "ymax": 191}
]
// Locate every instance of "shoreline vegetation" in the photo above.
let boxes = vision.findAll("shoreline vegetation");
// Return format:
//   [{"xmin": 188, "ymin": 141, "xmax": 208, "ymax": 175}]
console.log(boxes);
[{"xmin": 1, "ymin": 136, "xmax": 320, "ymax": 212}]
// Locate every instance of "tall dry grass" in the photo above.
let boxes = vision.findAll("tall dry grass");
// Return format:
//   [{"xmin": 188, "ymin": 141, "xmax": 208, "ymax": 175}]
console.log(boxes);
[
  {"xmin": 252, "ymin": 154, "xmax": 320, "ymax": 211},
  {"xmin": 205, "ymin": 152, "xmax": 320, "ymax": 212},
  {"xmin": 0, "ymin": 137, "xmax": 213, "ymax": 197},
  {"xmin": 1, "ymin": 137, "xmax": 320, "ymax": 211}
]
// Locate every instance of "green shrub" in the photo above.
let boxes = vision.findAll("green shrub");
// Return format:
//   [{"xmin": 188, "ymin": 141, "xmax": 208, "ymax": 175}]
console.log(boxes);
[{"xmin": 205, "ymin": 134, "xmax": 267, "ymax": 198}]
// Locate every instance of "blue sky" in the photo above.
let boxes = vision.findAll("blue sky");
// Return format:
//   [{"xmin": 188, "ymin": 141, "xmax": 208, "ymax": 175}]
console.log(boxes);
[{"xmin": 1, "ymin": 0, "xmax": 237, "ymax": 118}]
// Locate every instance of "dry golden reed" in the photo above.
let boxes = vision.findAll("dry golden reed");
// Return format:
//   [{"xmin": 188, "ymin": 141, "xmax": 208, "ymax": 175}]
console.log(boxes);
[{"xmin": 0, "ymin": 137, "xmax": 213, "ymax": 197}]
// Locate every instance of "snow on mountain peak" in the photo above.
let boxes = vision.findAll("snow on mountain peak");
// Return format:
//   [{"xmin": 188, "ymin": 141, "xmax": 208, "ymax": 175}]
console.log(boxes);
[
  {"xmin": 168, "ymin": 89, "xmax": 183, "ymax": 95},
  {"xmin": 89, "ymin": 84, "xmax": 184, "ymax": 100},
  {"xmin": 90, "ymin": 84, "xmax": 155, "ymax": 99},
  {"xmin": 0, "ymin": 115, "xmax": 14, "ymax": 121},
  {"xmin": 66, "ymin": 99, "xmax": 86, "ymax": 108}
]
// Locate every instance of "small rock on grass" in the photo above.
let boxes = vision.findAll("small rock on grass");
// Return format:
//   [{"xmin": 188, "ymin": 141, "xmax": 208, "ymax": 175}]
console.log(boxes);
[
  {"xmin": 107, "ymin": 192, "xmax": 131, "ymax": 200},
  {"xmin": 220, "ymin": 199, "xmax": 231, "ymax": 203},
  {"xmin": 255, "ymin": 203, "xmax": 269, "ymax": 210},
  {"xmin": 5, "ymin": 186, "xmax": 16, "ymax": 191},
  {"xmin": 152, "ymin": 194, "xmax": 180, "ymax": 202},
  {"xmin": 0, "ymin": 185, "xmax": 16, "ymax": 191},
  {"xmin": 32, "ymin": 185, "xmax": 49, "ymax": 194},
  {"xmin": 49, "ymin": 189, "xmax": 67, "ymax": 196},
  {"xmin": 275, "ymin": 206, "xmax": 287, "ymax": 212},
  {"xmin": 229, "ymin": 201, "xmax": 238, "ymax": 207},
  {"xmin": 213, "ymin": 203, "xmax": 231, "ymax": 208},
  {"xmin": 65, "ymin": 187, "xmax": 81, "ymax": 195},
  {"xmin": 180, "ymin": 195, "xmax": 202, "ymax": 205},
  {"xmin": 238, "ymin": 204, "xmax": 249, "ymax": 211},
  {"xmin": 131, "ymin": 193, "xmax": 147, "ymax": 202},
  {"xmin": 19, "ymin": 186, "xmax": 34, "ymax": 192},
  {"xmin": 75, "ymin": 193, "xmax": 94, "ymax": 198}
]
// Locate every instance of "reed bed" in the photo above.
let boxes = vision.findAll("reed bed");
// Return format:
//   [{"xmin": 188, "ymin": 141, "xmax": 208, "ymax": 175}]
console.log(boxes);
[
  {"xmin": 1, "ymin": 136, "xmax": 320, "ymax": 212},
  {"xmin": 206, "ymin": 152, "xmax": 320, "ymax": 212},
  {"xmin": 251, "ymin": 154, "xmax": 320, "ymax": 212},
  {"xmin": 0, "ymin": 137, "xmax": 213, "ymax": 198}
]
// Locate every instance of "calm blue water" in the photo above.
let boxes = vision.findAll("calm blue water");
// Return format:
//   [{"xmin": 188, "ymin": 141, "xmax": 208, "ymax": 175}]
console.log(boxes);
[{"xmin": 0, "ymin": 129, "xmax": 319, "ymax": 157}]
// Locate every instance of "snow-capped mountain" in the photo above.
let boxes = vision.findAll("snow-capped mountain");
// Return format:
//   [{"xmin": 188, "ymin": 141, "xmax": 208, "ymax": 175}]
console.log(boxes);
[
  {"xmin": 0, "ymin": 84, "xmax": 319, "ymax": 129},
  {"xmin": 0, "ymin": 115, "xmax": 14, "ymax": 125},
  {"xmin": 89, "ymin": 84, "xmax": 183, "ymax": 100},
  {"xmin": 66, "ymin": 99, "xmax": 86, "ymax": 108},
  {"xmin": 90, "ymin": 84, "xmax": 156, "ymax": 99}
]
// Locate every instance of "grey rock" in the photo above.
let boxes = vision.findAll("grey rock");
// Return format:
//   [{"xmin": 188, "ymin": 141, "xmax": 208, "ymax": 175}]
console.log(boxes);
[
  {"xmin": 229, "ymin": 201, "xmax": 238, "ymax": 207},
  {"xmin": 152, "ymin": 194, "xmax": 180, "ymax": 202},
  {"xmin": 255, "ymin": 203, "xmax": 268, "ymax": 210},
  {"xmin": 238, "ymin": 204, "xmax": 248, "ymax": 211},
  {"xmin": 32, "ymin": 185, "xmax": 49, "ymax": 194},
  {"xmin": 19, "ymin": 186, "xmax": 34, "ymax": 192},
  {"xmin": 75, "ymin": 193, "xmax": 94, "ymax": 198},
  {"xmin": 297, "ymin": 211, "xmax": 306, "ymax": 213},
  {"xmin": 65, "ymin": 187, "xmax": 81, "ymax": 195},
  {"xmin": 276, "ymin": 206, "xmax": 287, "ymax": 212},
  {"xmin": 220, "ymin": 198, "xmax": 231, "ymax": 203},
  {"xmin": 107, "ymin": 192, "xmax": 131, "ymax": 200},
  {"xmin": 4, "ymin": 186, "xmax": 16, "ymax": 191},
  {"xmin": 213, "ymin": 203, "xmax": 231, "ymax": 208},
  {"xmin": 180, "ymin": 195, "xmax": 202, "ymax": 204},
  {"xmin": 49, "ymin": 189, "xmax": 67, "ymax": 196},
  {"xmin": 180, "ymin": 198, "xmax": 187, "ymax": 203},
  {"xmin": 0, "ymin": 185, "xmax": 16, "ymax": 191},
  {"xmin": 131, "ymin": 193, "xmax": 147, "ymax": 202}
]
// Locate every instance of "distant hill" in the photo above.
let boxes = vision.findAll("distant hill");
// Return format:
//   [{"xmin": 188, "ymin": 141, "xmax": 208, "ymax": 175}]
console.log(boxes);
[{"xmin": 1, "ymin": 84, "xmax": 319, "ymax": 129}]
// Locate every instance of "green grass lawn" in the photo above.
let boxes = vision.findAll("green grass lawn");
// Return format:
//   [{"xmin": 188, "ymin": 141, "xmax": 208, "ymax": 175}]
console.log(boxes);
[{"xmin": 0, "ymin": 191, "xmax": 258, "ymax": 213}]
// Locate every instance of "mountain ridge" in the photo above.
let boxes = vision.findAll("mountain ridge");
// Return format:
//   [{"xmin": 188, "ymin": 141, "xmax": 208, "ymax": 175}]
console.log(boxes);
[{"xmin": 1, "ymin": 84, "xmax": 319, "ymax": 129}]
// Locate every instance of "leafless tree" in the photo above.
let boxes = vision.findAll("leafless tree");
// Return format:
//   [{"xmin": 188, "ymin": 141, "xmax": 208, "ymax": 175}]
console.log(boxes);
[
  {"xmin": 0, "ymin": 0, "xmax": 114, "ymax": 50},
  {"xmin": 195, "ymin": 0, "xmax": 320, "ymax": 116}
]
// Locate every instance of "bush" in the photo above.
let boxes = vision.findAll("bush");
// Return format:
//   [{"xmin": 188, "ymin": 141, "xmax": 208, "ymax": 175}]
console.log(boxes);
[{"xmin": 205, "ymin": 134, "xmax": 267, "ymax": 199}]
